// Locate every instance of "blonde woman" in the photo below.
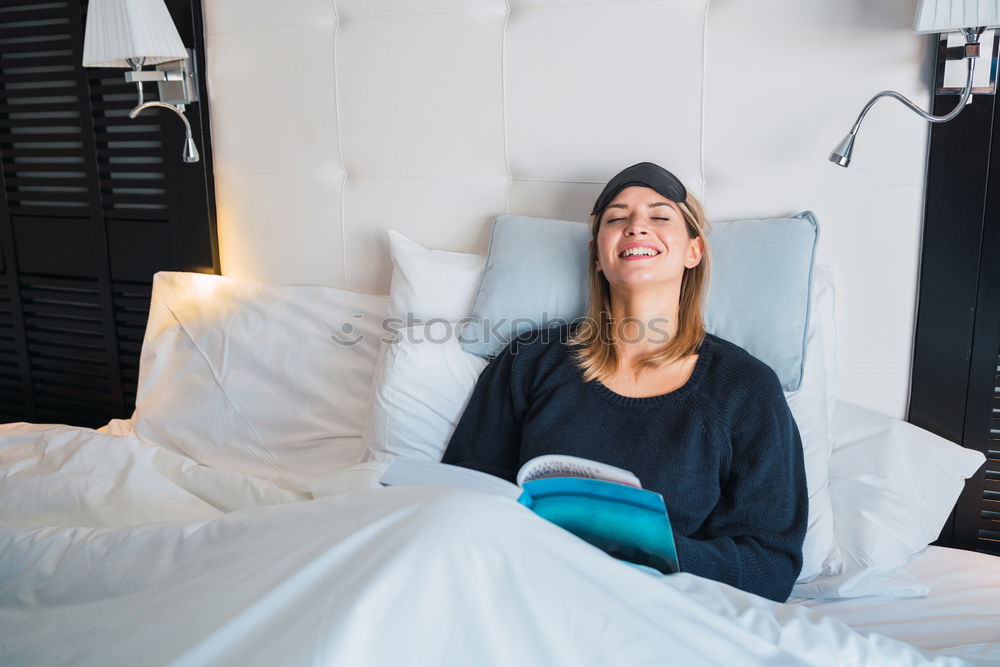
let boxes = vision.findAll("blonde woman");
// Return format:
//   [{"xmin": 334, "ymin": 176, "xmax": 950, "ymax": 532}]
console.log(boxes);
[{"xmin": 442, "ymin": 162, "xmax": 807, "ymax": 602}]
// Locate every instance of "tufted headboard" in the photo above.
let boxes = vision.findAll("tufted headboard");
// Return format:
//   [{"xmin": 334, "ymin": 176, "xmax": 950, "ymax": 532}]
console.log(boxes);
[{"xmin": 202, "ymin": 0, "xmax": 930, "ymax": 418}]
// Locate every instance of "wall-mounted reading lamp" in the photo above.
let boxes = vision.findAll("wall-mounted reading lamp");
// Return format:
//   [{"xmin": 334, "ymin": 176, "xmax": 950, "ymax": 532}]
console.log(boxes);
[
  {"xmin": 81, "ymin": 0, "xmax": 200, "ymax": 163},
  {"xmin": 830, "ymin": 0, "xmax": 1000, "ymax": 167}
]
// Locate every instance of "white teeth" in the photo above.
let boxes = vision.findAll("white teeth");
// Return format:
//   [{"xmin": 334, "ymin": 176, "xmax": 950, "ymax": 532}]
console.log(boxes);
[{"xmin": 620, "ymin": 247, "xmax": 658, "ymax": 258}]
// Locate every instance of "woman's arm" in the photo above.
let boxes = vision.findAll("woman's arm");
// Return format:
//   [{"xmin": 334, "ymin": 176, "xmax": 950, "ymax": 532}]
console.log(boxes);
[
  {"xmin": 678, "ymin": 370, "xmax": 808, "ymax": 603},
  {"xmin": 441, "ymin": 340, "xmax": 527, "ymax": 482}
]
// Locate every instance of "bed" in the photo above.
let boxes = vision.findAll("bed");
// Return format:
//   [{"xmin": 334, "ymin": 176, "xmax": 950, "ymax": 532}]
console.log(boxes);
[
  {"xmin": 0, "ymin": 419, "xmax": 996, "ymax": 666},
  {"xmin": 2, "ymin": 0, "xmax": 998, "ymax": 664},
  {"xmin": 0, "ymin": 246, "xmax": 996, "ymax": 666},
  {"xmin": 797, "ymin": 546, "xmax": 1000, "ymax": 660}
]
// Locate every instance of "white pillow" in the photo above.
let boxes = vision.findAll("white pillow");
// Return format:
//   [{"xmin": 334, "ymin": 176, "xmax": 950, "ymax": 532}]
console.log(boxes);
[
  {"xmin": 363, "ymin": 322, "xmax": 489, "ymax": 462},
  {"xmin": 785, "ymin": 265, "xmax": 841, "ymax": 581},
  {"xmin": 791, "ymin": 400, "xmax": 986, "ymax": 599},
  {"xmin": 362, "ymin": 232, "xmax": 489, "ymax": 460},
  {"xmin": 132, "ymin": 272, "xmax": 389, "ymax": 484},
  {"xmin": 818, "ymin": 266, "xmax": 838, "ymax": 444},
  {"xmin": 386, "ymin": 230, "xmax": 486, "ymax": 322}
]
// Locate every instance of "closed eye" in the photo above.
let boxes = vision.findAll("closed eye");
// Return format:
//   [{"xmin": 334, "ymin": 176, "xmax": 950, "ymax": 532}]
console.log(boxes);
[{"xmin": 605, "ymin": 216, "xmax": 670, "ymax": 224}]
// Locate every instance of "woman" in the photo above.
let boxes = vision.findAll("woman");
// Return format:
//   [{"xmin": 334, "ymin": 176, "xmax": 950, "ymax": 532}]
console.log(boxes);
[{"xmin": 441, "ymin": 162, "xmax": 807, "ymax": 603}]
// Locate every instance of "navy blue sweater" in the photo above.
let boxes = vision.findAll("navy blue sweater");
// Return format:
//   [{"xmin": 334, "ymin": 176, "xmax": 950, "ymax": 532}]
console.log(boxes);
[{"xmin": 442, "ymin": 325, "xmax": 807, "ymax": 602}]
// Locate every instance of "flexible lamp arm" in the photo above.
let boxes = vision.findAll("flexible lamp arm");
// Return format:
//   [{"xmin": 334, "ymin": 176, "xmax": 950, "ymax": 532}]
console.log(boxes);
[
  {"xmin": 129, "ymin": 101, "xmax": 200, "ymax": 163},
  {"xmin": 830, "ymin": 27, "xmax": 984, "ymax": 167},
  {"xmin": 851, "ymin": 58, "xmax": 975, "ymax": 130},
  {"xmin": 122, "ymin": 55, "xmax": 200, "ymax": 163}
]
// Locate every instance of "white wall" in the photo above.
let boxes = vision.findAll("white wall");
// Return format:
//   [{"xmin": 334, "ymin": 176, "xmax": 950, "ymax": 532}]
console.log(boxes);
[{"xmin": 202, "ymin": 0, "xmax": 932, "ymax": 418}]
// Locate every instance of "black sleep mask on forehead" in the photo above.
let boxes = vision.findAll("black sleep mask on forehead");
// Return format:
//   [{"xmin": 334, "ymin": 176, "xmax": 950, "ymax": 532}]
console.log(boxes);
[{"xmin": 590, "ymin": 162, "xmax": 687, "ymax": 216}]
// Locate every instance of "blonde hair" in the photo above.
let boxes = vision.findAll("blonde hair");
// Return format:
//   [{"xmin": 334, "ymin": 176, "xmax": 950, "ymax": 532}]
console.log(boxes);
[{"xmin": 567, "ymin": 191, "xmax": 711, "ymax": 383}]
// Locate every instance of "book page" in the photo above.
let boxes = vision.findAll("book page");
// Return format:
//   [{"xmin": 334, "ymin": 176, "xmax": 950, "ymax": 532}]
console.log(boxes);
[
  {"xmin": 517, "ymin": 454, "xmax": 642, "ymax": 488},
  {"xmin": 380, "ymin": 458, "xmax": 523, "ymax": 500}
]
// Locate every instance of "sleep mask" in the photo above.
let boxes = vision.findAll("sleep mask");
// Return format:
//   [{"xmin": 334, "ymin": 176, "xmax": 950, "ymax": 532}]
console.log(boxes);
[{"xmin": 590, "ymin": 162, "xmax": 687, "ymax": 216}]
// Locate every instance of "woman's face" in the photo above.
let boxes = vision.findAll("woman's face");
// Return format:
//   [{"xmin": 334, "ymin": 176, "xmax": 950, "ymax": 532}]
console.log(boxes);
[{"xmin": 593, "ymin": 186, "xmax": 703, "ymax": 290}]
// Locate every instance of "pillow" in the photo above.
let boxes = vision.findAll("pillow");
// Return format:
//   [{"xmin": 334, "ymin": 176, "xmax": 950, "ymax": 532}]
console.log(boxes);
[
  {"xmin": 791, "ymin": 400, "xmax": 986, "ymax": 599},
  {"xmin": 786, "ymin": 265, "xmax": 840, "ymax": 581},
  {"xmin": 362, "ymin": 322, "xmax": 489, "ymax": 462},
  {"xmin": 365, "ymin": 232, "xmax": 489, "ymax": 460},
  {"xmin": 460, "ymin": 216, "xmax": 590, "ymax": 357},
  {"xmin": 132, "ymin": 272, "xmax": 389, "ymax": 485},
  {"xmin": 818, "ymin": 265, "xmax": 838, "ymax": 445},
  {"xmin": 386, "ymin": 229, "xmax": 485, "ymax": 323},
  {"xmin": 459, "ymin": 212, "xmax": 819, "ymax": 392}
]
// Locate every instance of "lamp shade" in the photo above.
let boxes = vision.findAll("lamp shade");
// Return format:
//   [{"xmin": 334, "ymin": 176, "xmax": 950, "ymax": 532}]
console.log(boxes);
[
  {"xmin": 915, "ymin": 0, "xmax": 1000, "ymax": 33},
  {"xmin": 82, "ymin": 0, "xmax": 188, "ymax": 68}
]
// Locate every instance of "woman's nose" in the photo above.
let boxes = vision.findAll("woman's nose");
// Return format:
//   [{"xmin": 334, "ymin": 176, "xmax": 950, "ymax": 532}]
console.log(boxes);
[{"xmin": 624, "ymin": 218, "xmax": 649, "ymax": 235}]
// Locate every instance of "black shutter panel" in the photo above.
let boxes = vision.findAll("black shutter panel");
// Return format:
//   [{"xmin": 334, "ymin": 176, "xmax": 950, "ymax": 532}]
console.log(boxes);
[
  {"xmin": 981, "ymin": 358, "xmax": 1000, "ymax": 555},
  {"xmin": 0, "ymin": 0, "xmax": 216, "ymax": 427}
]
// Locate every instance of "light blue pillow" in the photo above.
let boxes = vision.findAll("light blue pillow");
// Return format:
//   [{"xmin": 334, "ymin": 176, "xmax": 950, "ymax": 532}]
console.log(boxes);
[{"xmin": 458, "ymin": 212, "xmax": 818, "ymax": 392}]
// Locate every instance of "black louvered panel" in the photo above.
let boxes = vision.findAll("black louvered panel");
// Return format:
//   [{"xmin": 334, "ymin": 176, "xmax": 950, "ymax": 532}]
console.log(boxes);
[
  {"xmin": 0, "ymin": 0, "xmax": 216, "ymax": 427},
  {"xmin": 0, "ymin": 278, "xmax": 28, "ymax": 422},
  {"xmin": 20, "ymin": 274, "xmax": 113, "ymax": 426},
  {"xmin": 0, "ymin": 2, "xmax": 90, "ymax": 219},
  {"xmin": 112, "ymin": 280, "xmax": 151, "ymax": 411},
  {"xmin": 981, "ymin": 357, "xmax": 1000, "ymax": 555},
  {"xmin": 1, "ymin": 2, "xmax": 172, "ymax": 219},
  {"xmin": 89, "ymin": 72, "xmax": 170, "ymax": 220}
]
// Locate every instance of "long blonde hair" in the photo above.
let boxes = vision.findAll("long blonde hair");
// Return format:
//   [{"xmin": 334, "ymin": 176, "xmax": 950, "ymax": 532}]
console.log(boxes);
[{"xmin": 567, "ymin": 192, "xmax": 711, "ymax": 382}]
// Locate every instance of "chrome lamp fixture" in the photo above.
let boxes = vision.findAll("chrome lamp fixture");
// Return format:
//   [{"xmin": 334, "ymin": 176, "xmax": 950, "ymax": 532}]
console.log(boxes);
[
  {"xmin": 82, "ymin": 0, "xmax": 200, "ymax": 163},
  {"xmin": 829, "ymin": 0, "xmax": 1000, "ymax": 168}
]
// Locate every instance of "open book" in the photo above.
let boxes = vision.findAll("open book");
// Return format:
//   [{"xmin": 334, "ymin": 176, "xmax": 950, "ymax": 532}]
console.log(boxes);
[{"xmin": 380, "ymin": 455, "xmax": 679, "ymax": 574}]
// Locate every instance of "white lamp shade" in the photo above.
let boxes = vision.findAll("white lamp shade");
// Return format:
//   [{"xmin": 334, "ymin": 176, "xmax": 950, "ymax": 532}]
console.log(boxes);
[
  {"xmin": 82, "ymin": 0, "xmax": 188, "ymax": 68},
  {"xmin": 915, "ymin": 0, "xmax": 1000, "ymax": 33}
]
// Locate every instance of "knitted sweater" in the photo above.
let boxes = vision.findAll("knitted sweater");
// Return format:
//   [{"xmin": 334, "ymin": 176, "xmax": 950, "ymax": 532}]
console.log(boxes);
[{"xmin": 441, "ymin": 325, "xmax": 807, "ymax": 602}]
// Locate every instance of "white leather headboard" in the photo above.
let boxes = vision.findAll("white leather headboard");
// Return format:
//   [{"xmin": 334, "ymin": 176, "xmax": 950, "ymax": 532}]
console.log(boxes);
[{"xmin": 202, "ymin": 0, "xmax": 930, "ymax": 419}]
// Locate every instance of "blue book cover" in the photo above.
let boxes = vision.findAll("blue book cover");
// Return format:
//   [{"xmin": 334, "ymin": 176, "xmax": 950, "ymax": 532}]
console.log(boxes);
[
  {"xmin": 517, "ymin": 477, "xmax": 679, "ymax": 575},
  {"xmin": 380, "ymin": 456, "xmax": 679, "ymax": 574}
]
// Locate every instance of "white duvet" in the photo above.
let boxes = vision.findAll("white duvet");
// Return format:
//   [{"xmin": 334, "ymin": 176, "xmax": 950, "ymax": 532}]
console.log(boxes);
[{"xmin": 0, "ymin": 424, "xmax": 983, "ymax": 666}]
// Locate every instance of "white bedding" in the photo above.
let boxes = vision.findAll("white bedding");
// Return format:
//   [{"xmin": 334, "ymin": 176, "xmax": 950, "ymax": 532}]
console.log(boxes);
[
  {"xmin": 0, "ymin": 423, "xmax": 995, "ymax": 666},
  {"xmin": 798, "ymin": 546, "xmax": 1000, "ymax": 659}
]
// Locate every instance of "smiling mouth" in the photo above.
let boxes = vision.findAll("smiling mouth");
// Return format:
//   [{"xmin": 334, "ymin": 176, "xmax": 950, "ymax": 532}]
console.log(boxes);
[{"xmin": 618, "ymin": 248, "xmax": 662, "ymax": 259}]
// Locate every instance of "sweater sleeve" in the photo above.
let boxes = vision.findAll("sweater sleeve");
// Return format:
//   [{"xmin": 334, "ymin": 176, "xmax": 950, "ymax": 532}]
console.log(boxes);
[
  {"xmin": 675, "ymin": 369, "xmax": 808, "ymax": 602},
  {"xmin": 440, "ymin": 341, "xmax": 527, "ymax": 482}
]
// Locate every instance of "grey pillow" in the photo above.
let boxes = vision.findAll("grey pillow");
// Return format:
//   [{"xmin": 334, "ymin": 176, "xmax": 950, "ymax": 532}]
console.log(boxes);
[{"xmin": 458, "ymin": 212, "xmax": 819, "ymax": 392}]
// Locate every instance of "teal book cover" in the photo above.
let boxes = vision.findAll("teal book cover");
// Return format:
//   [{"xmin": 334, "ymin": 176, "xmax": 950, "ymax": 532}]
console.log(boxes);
[{"xmin": 517, "ymin": 477, "xmax": 679, "ymax": 575}]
